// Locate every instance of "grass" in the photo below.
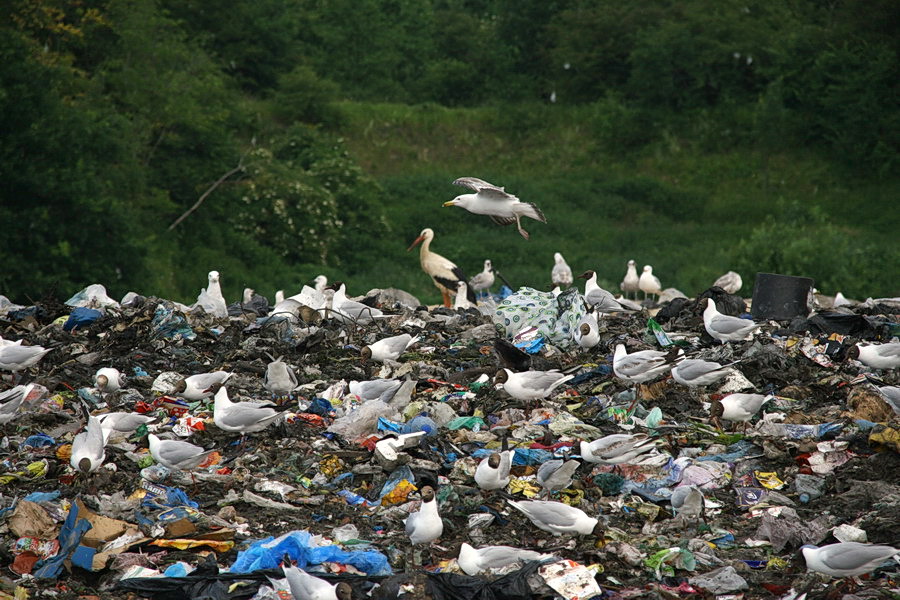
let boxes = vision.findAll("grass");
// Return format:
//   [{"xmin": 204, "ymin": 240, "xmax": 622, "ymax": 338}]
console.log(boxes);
[{"xmin": 255, "ymin": 100, "xmax": 899, "ymax": 306}]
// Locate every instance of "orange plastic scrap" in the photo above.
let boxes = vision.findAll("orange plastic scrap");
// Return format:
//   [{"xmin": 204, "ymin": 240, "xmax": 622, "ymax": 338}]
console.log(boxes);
[
  {"xmin": 149, "ymin": 539, "xmax": 234, "ymax": 552},
  {"xmin": 198, "ymin": 451, "xmax": 221, "ymax": 469},
  {"xmin": 381, "ymin": 479, "xmax": 417, "ymax": 506},
  {"xmin": 294, "ymin": 413, "xmax": 326, "ymax": 426}
]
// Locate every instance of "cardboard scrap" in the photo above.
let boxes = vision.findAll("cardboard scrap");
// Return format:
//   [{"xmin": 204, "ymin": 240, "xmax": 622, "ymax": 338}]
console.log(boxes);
[{"xmin": 9, "ymin": 501, "xmax": 58, "ymax": 540}]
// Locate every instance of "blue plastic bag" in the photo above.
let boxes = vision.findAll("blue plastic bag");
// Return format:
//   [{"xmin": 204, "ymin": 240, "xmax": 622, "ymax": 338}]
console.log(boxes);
[
  {"xmin": 63, "ymin": 307, "xmax": 103, "ymax": 332},
  {"xmin": 230, "ymin": 530, "xmax": 392, "ymax": 575}
]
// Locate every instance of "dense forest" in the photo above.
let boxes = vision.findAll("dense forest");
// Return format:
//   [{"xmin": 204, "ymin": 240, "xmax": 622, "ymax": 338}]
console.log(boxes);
[{"xmin": 1, "ymin": 0, "xmax": 898, "ymax": 305}]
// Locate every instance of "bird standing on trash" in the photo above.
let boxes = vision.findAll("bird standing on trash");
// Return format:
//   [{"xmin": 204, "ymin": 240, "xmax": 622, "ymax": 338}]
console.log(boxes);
[
  {"xmin": 147, "ymin": 433, "xmax": 216, "ymax": 484},
  {"xmin": 0, "ymin": 384, "xmax": 32, "ymax": 425},
  {"xmin": 468, "ymin": 259, "xmax": 495, "ymax": 296},
  {"xmin": 444, "ymin": 177, "xmax": 546, "ymax": 240},
  {"xmin": 361, "ymin": 333, "xmax": 419, "ymax": 363},
  {"xmin": 507, "ymin": 499, "xmax": 604, "ymax": 537},
  {"xmin": 94, "ymin": 367, "xmax": 124, "ymax": 395},
  {"xmin": 493, "ymin": 368, "xmax": 574, "ymax": 403},
  {"xmin": 407, "ymin": 228, "xmax": 475, "ymax": 308},
  {"xmin": 620, "ymin": 260, "xmax": 640, "ymax": 299},
  {"xmin": 454, "ymin": 281, "xmax": 476, "ymax": 310},
  {"xmin": 801, "ymin": 542, "xmax": 899, "ymax": 578},
  {"xmin": 326, "ymin": 282, "xmax": 384, "ymax": 324},
  {"xmin": 70, "ymin": 415, "xmax": 106, "ymax": 474},
  {"xmin": 97, "ymin": 412, "xmax": 156, "ymax": 443},
  {"xmin": 194, "ymin": 270, "xmax": 228, "ymax": 318},
  {"xmin": 575, "ymin": 312, "xmax": 600, "ymax": 351},
  {"xmin": 670, "ymin": 485, "xmax": 705, "ymax": 523},
  {"xmin": 0, "ymin": 343, "xmax": 51, "ymax": 378},
  {"xmin": 264, "ymin": 356, "xmax": 298, "ymax": 398},
  {"xmin": 213, "ymin": 386, "xmax": 285, "ymax": 437},
  {"xmin": 404, "ymin": 485, "xmax": 443, "ymax": 545},
  {"xmin": 474, "ymin": 450, "xmax": 512, "ymax": 492},
  {"xmin": 579, "ymin": 270, "xmax": 633, "ymax": 313},
  {"xmin": 551, "ymin": 253, "xmax": 573, "ymax": 288},
  {"xmin": 703, "ymin": 298, "xmax": 760, "ymax": 343},
  {"xmin": 612, "ymin": 344, "xmax": 683, "ymax": 384},
  {"xmin": 457, "ymin": 542, "xmax": 549, "ymax": 576},
  {"xmin": 639, "ymin": 265, "xmax": 661, "ymax": 300},
  {"xmin": 173, "ymin": 371, "xmax": 232, "ymax": 400},
  {"xmin": 709, "ymin": 393, "xmax": 773, "ymax": 431},
  {"xmin": 579, "ymin": 433, "xmax": 657, "ymax": 466},
  {"xmin": 671, "ymin": 359, "xmax": 736, "ymax": 388},
  {"xmin": 281, "ymin": 564, "xmax": 352, "ymax": 600},
  {"xmin": 847, "ymin": 343, "xmax": 900, "ymax": 370},
  {"xmin": 536, "ymin": 458, "xmax": 580, "ymax": 498}
]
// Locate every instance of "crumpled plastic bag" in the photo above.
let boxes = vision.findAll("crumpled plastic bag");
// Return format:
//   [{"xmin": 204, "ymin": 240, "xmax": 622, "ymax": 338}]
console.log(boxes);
[
  {"xmin": 689, "ymin": 565, "xmax": 748, "ymax": 594},
  {"xmin": 426, "ymin": 560, "xmax": 545, "ymax": 600},
  {"xmin": 230, "ymin": 529, "xmax": 392, "ymax": 575},
  {"xmin": 493, "ymin": 288, "xmax": 587, "ymax": 350}
]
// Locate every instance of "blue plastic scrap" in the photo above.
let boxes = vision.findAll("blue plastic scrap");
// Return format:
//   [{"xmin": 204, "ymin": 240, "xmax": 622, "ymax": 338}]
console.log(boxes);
[
  {"xmin": 34, "ymin": 500, "xmax": 93, "ymax": 579},
  {"xmin": 230, "ymin": 530, "xmax": 392, "ymax": 575},
  {"xmin": 151, "ymin": 302, "xmax": 196, "ymax": 341},
  {"xmin": 512, "ymin": 448, "xmax": 553, "ymax": 466},
  {"xmin": 63, "ymin": 307, "xmax": 103, "ymax": 332}
]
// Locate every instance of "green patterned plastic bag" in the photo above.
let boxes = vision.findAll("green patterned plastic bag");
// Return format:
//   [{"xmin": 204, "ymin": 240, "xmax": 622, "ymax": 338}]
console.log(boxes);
[{"xmin": 492, "ymin": 287, "xmax": 586, "ymax": 350}]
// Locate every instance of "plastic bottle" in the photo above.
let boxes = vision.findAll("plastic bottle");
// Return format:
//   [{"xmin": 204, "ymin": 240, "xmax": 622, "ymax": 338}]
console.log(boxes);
[{"xmin": 794, "ymin": 473, "xmax": 826, "ymax": 503}]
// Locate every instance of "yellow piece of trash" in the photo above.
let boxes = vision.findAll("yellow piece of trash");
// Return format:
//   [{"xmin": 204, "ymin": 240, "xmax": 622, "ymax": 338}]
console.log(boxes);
[
  {"xmin": 869, "ymin": 427, "xmax": 900, "ymax": 452},
  {"xmin": 382, "ymin": 479, "xmax": 417, "ymax": 506},
  {"xmin": 559, "ymin": 489, "xmax": 584, "ymax": 506},
  {"xmin": 766, "ymin": 556, "xmax": 789, "ymax": 570},
  {"xmin": 150, "ymin": 539, "xmax": 235, "ymax": 552},
  {"xmin": 508, "ymin": 478, "xmax": 541, "ymax": 498},
  {"xmin": 754, "ymin": 471, "xmax": 785, "ymax": 490}
]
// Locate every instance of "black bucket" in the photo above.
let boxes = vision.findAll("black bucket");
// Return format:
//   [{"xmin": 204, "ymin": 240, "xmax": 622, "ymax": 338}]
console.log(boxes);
[{"xmin": 751, "ymin": 273, "xmax": 814, "ymax": 320}]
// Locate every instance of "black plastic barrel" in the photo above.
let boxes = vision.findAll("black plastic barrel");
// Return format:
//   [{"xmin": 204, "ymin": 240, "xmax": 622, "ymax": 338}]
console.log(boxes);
[{"xmin": 751, "ymin": 273, "xmax": 814, "ymax": 320}]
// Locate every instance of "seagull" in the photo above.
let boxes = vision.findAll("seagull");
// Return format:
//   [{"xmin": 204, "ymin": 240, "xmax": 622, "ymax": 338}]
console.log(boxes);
[
  {"xmin": 407, "ymin": 228, "xmax": 474, "ymax": 308},
  {"xmin": 671, "ymin": 359, "xmax": 736, "ymax": 388},
  {"xmin": 173, "ymin": 371, "xmax": 233, "ymax": 401},
  {"xmin": 578, "ymin": 270, "xmax": 633, "ymax": 313},
  {"xmin": 94, "ymin": 367, "xmax": 125, "ymax": 394},
  {"xmin": 639, "ymin": 265, "xmax": 661, "ymax": 300},
  {"xmin": 97, "ymin": 412, "xmax": 156, "ymax": 443},
  {"xmin": 833, "ymin": 292, "xmax": 856, "ymax": 308},
  {"xmin": 493, "ymin": 369, "xmax": 574, "ymax": 402},
  {"xmin": 613, "ymin": 344, "xmax": 683, "ymax": 384},
  {"xmin": 710, "ymin": 393, "xmax": 773, "ymax": 430},
  {"xmin": 457, "ymin": 543, "xmax": 548, "ymax": 576},
  {"xmin": 213, "ymin": 386, "xmax": 284, "ymax": 436},
  {"xmin": 194, "ymin": 270, "xmax": 228, "ymax": 318},
  {"xmin": 801, "ymin": 542, "xmax": 899, "ymax": 578},
  {"xmin": 474, "ymin": 450, "xmax": 512, "ymax": 492},
  {"xmin": 847, "ymin": 343, "xmax": 900, "ymax": 370},
  {"xmin": 445, "ymin": 177, "xmax": 546, "ymax": 240},
  {"xmin": 620, "ymin": 260, "xmax": 640, "ymax": 299},
  {"xmin": 536, "ymin": 458, "xmax": 580, "ymax": 497},
  {"xmin": 347, "ymin": 379, "xmax": 402, "ymax": 403},
  {"xmin": 703, "ymin": 298, "xmax": 759, "ymax": 343},
  {"xmin": 0, "ymin": 344, "xmax": 51, "ymax": 374},
  {"xmin": 0, "ymin": 384, "xmax": 33, "ymax": 425},
  {"xmin": 70, "ymin": 415, "xmax": 106, "ymax": 474},
  {"xmin": 282, "ymin": 564, "xmax": 352, "ymax": 600},
  {"xmin": 313, "ymin": 275, "xmax": 328, "ymax": 293},
  {"xmin": 454, "ymin": 281, "xmax": 476, "ymax": 310},
  {"xmin": 579, "ymin": 433, "xmax": 657, "ymax": 465},
  {"xmin": 670, "ymin": 485, "xmax": 705, "ymax": 521},
  {"xmin": 713, "ymin": 271, "xmax": 743, "ymax": 295},
  {"xmin": 148, "ymin": 433, "xmax": 215, "ymax": 473},
  {"xmin": 551, "ymin": 253, "xmax": 573, "ymax": 288},
  {"xmin": 574, "ymin": 312, "xmax": 600, "ymax": 350},
  {"xmin": 264, "ymin": 356, "xmax": 298, "ymax": 397},
  {"xmin": 361, "ymin": 333, "xmax": 419, "ymax": 363},
  {"xmin": 875, "ymin": 385, "xmax": 900, "ymax": 416},
  {"xmin": 405, "ymin": 485, "xmax": 443, "ymax": 545},
  {"xmin": 469, "ymin": 260, "xmax": 495, "ymax": 295},
  {"xmin": 327, "ymin": 283, "xmax": 384, "ymax": 324},
  {"xmin": 507, "ymin": 499, "xmax": 603, "ymax": 536}
]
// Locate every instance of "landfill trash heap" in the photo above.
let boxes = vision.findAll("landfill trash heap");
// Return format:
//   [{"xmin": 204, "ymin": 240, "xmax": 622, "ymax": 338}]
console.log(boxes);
[{"xmin": 0, "ymin": 283, "xmax": 899, "ymax": 600}]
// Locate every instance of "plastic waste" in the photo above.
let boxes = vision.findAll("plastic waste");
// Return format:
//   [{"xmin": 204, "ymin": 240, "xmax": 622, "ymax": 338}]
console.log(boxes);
[
  {"xmin": 793, "ymin": 473, "xmax": 826, "ymax": 503},
  {"xmin": 63, "ymin": 307, "xmax": 103, "ymax": 332},
  {"xmin": 231, "ymin": 529, "xmax": 391, "ymax": 575},
  {"xmin": 33, "ymin": 499, "xmax": 92, "ymax": 579},
  {"xmin": 401, "ymin": 414, "xmax": 439, "ymax": 438},
  {"xmin": 493, "ymin": 287, "xmax": 587, "ymax": 350},
  {"xmin": 751, "ymin": 273, "xmax": 814, "ymax": 320}
]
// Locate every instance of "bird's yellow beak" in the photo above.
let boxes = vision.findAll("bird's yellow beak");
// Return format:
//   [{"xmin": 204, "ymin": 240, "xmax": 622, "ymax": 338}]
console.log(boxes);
[{"xmin": 442, "ymin": 200, "xmax": 456, "ymax": 207}]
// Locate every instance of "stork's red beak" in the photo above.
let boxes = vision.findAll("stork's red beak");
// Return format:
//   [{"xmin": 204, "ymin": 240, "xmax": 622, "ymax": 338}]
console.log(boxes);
[{"xmin": 407, "ymin": 235, "xmax": 425, "ymax": 252}]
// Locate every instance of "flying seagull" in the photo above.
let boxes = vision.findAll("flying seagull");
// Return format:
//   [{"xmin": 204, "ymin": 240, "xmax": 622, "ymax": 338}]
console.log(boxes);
[{"xmin": 445, "ymin": 177, "xmax": 546, "ymax": 240}]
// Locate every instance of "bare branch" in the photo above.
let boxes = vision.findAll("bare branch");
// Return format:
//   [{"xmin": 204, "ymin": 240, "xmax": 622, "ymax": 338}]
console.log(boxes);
[{"xmin": 167, "ymin": 159, "xmax": 245, "ymax": 231}]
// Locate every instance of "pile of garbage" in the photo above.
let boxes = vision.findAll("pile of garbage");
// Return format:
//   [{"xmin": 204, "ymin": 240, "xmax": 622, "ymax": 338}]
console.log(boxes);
[{"xmin": 0, "ymin": 280, "xmax": 899, "ymax": 600}]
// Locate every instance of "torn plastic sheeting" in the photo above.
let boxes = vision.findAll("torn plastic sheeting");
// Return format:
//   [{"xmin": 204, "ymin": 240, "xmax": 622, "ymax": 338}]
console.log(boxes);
[
  {"xmin": 567, "ymin": 365, "xmax": 612, "ymax": 386},
  {"xmin": 695, "ymin": 439, "xmax": 760, "ymax": 463},
  {"xmin": 63, "ymin": 307, "xmax": 103, "ymax": 332},
  {"xmin": 753, "ymin": 421, "xmax": 843, "ymax": 439},
  {"xmin": 230, "ymin": 529, "xmax": 392, "ymax": 575},
  {"xmin": 426, "ymin": 559, "xmax": 546, "ymax": 600},
  {"xmin": 33, "ymin": 499, "xmax": 93, "ymax": 579},
  {"xmin": 151, "ymin": 302, "xmax": 196, "ymax": 341},
  {"xmin": 512, "ymin": 448, "xmax": 554, "ymax": 466},
  {"xmin": 688, "ymin": 565, "xmax": 748, "ymax": 594},
  {"xmin": 752, "ymin": 509, "xmax": 831, "ymax": 552},
  {"xmin": 141, "ymin": 485, "xmax": 199, "ymax": 511}
]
